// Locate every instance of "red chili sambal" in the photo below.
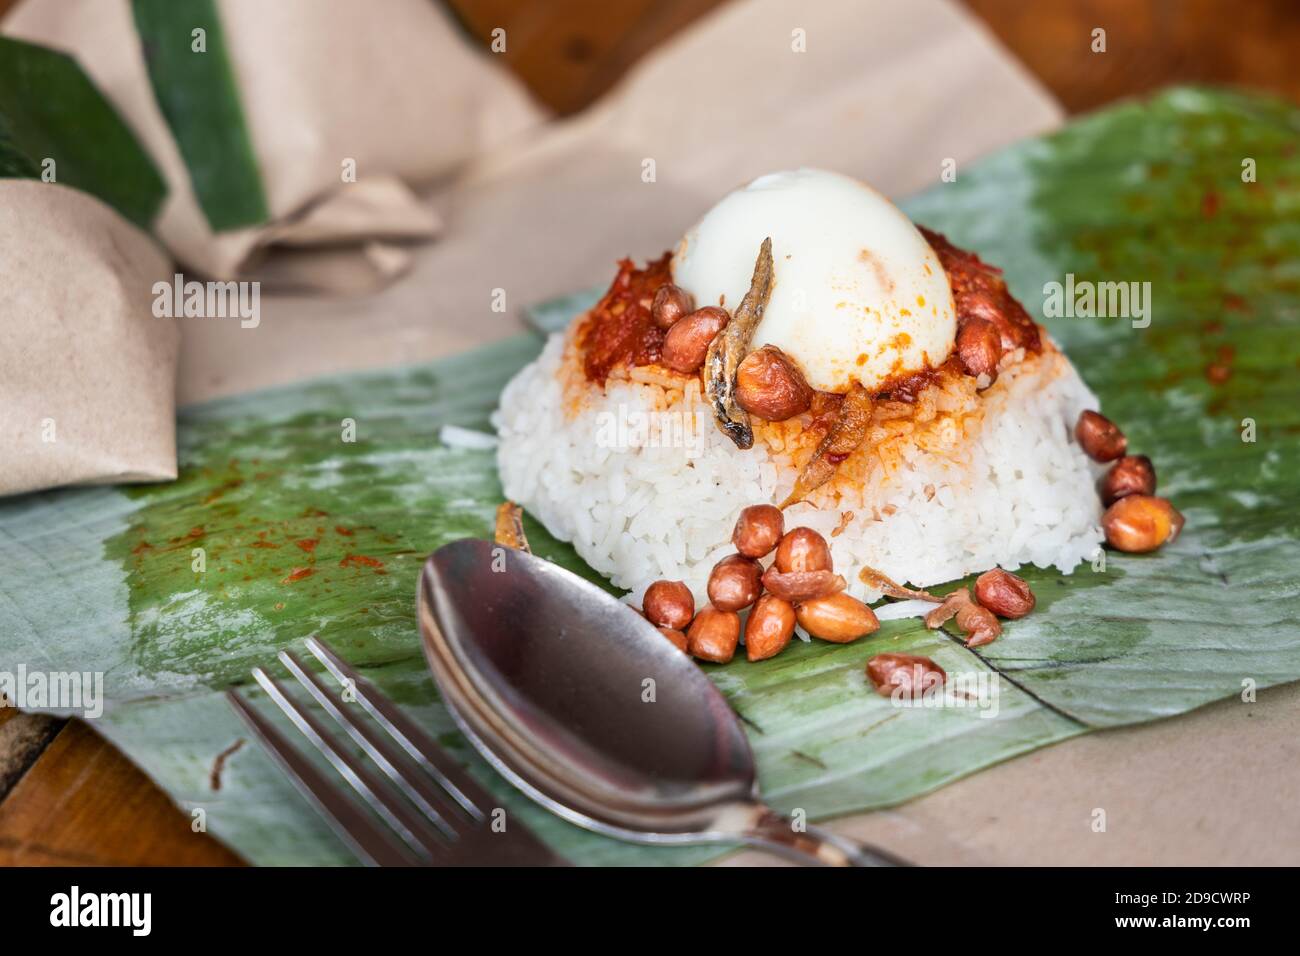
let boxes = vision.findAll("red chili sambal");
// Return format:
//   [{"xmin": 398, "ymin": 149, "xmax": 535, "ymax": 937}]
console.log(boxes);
[
  {"xmin": 578, "ymin": 253, "xmax": 673, "ymax": 384},
  {"xmin": 918, "ymin": 226, "xmax": 1041, "ymax": 354}
]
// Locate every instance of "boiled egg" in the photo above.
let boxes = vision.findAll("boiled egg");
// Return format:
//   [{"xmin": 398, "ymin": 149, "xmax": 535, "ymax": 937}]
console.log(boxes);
[{"xmin": 671, "ymin": 168, "xmax": 956, "ymax": 394}]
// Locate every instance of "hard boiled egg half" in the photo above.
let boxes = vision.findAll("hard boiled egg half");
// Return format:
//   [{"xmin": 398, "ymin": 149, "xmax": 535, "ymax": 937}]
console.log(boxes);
[{"xmin": 671, "ymin": 168, "xmax": 956, "ymax": 394}]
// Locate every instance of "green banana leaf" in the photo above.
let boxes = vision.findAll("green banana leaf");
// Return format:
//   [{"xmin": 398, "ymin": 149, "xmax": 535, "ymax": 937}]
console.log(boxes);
[
  {"xmin": 0, "ymin": 35, "xmax": 166, "ymax": 228},
  {"xmin": 0, "ymin": 123, "xmax": 40, "ymax": 178},
  {"xmin": 2, "ymin": 88, "xmax": 1297, "ymax": 865},
  {"xmin": 131, "ymin": 0, "xmax": 270, "ymax": 231}
]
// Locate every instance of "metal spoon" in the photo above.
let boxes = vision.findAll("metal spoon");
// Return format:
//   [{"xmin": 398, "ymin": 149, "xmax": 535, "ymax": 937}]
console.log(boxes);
[{"xmin": 416, "ymin": 538, "xmax": 908, "ymax": 867}]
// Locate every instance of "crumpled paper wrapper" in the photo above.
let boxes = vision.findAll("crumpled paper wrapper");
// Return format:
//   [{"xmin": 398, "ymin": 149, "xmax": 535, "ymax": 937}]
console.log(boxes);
[
  {"xmin": 4, "ymin": 0, "xmax": 546, "ymax": 292},
  {"xmin": 0, "ymin": 181, "xmax": 177, "ymax": 497},
  {"xmin": 0, "ymin": 0, "xmax": 547, "ymax": 494}
]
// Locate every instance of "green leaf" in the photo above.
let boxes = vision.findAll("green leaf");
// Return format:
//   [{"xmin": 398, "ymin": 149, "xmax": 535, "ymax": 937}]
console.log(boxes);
[
  {"xmin": 131, "ymin": 0, "xmax": 270, "ymax": 231},
  {"xmin": 2, "ymin": 88, "xmax": 1298, "ymax": 865},
  {"xmin": 0, "ymin": 36, "xmax": 166, "ymax": 228},
  {"xmin": 0, "ymin": 119, "xmax": 40, "ymax": 178}
]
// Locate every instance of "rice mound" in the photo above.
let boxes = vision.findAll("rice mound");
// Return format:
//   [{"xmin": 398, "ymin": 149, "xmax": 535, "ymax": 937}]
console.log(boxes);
[{"xmin": 494, "ymin": 326, "xmax": 1105, "ymax": 608}]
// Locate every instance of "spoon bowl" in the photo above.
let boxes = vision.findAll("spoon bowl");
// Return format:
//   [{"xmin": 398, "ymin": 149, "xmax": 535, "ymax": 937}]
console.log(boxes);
[{"xmin": 417, "ymin": 538, "xmax": 906, "ymax": 865}]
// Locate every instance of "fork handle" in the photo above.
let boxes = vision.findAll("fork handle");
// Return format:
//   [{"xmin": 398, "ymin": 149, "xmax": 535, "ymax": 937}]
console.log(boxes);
[{"xmin": 738, "ymin": 806, "xmax": 910, "ymax": 867}]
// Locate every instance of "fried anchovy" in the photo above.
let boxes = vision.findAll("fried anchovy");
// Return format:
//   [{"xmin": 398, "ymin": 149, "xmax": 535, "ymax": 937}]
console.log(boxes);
[
  {"xmin": 859, "ymin": 565, "xmax": 942, "ymax": 602},
  {"xmin": 494, "ymin": 500, "xmax": 531, "ymax": 553},
  {"xmin": 705, "ymin": 237, "xmax": 773, "ymax": 449},
  {"xmin": 781, "ymin": 383, "xmax": 873, "ymax": 507}
]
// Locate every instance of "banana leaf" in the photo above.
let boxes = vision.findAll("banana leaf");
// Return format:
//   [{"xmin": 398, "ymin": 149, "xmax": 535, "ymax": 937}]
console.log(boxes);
[
  {"xmin": 0, "ymin": 35, "xmax": 166, "ymax": 229},
  {"xmin": 131, "ymin": 0, "xmax": 270, "ymax": 231},
  {"xmin": 1, "ymin": 88, "xmax": 1297, "ymax": 865}
]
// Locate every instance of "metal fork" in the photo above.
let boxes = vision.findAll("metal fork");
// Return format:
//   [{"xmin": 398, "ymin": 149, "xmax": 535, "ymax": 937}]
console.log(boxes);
[{"xmin": 227, "ymin": 635, "xmax": 567, "ymax": 866}]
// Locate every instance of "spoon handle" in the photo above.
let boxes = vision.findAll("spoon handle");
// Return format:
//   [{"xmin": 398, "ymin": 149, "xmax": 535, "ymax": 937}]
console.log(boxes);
[{"xmin": 740, "ymin": 806, "xmax": 911, "ymax": 867}]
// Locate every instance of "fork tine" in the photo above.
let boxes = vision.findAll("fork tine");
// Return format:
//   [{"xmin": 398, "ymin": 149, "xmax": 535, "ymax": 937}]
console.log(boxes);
[
  {"xmin": 279, "ymin": 650, "xmax": 466, "ymax": 841},
  {"xmin": 250, "ymin": 667, "xmax": 449, "ymax": 863},
  {"xmin": 226, "ymin": 689, "xmax": 415, "ymax": 867},
  {"xmin": 305, "ymin": 635, "xmax": 489, "ymax": 820}
]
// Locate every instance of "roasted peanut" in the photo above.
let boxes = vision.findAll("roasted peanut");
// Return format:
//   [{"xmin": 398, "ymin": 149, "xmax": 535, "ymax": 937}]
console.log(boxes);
[
  {"xmin": 657, "ymin": 626, "xmax": 688, "ymax": 653},
  {"xmin": 642, "ymin": 579, "xmax": 694, "ymax": 629},
  {"xmin": 774, "ymin": 527, "xmax": 833, "ymax": 574},
  {"xmin": 732, "ymin": 503, "xmax": 784, "ymax": 558},
  {"xmin": 706, "ymin": 554, "xmax": 763, "ymax": 612},
  {"xmin": 734, "ymin": 346, "xmax": 814, "ymax": 421},
  {"xmin": 1075, "ymin": 410, "xmax": 1127, "ymax": 462},
  {"xmin": 956, "ymin": 599, "xmax": 1002, "ymax": 647},
  {"xmin": 687, "ymin": 605, "xmax": 741, "ymax": 663},
  {"xmin": 651, "ymin": 283, "xmax": 694, "ymax": 329},
  {"xmin": 923, "ymin": 588, "xmax": 968, "ymax": 629},
  {"xmin": 795, "ymin": 592, "xmax": 879, "ymax": 643},
  {"xmin": 761, "ymin": 568, "xmax": 845, "ymax": 603},
  {"xmin": 960, "ymin": 289, "xmax": 1023, "ymax": 350},
  {"xmin": 1102, "ymin": 494, "xmax": 1184, "ymax": 553},
  {"xmin": 955, "ymin": 317, "xmax": 1002, "ymax": 383},
  {"xmin": 745, "ymin": 594, "xmax": 796, "ymax": 661},
  {"xmin": 924, "ymin": 587, "xmax": 1001, "ymax": 647},
  {"xmin": 865, "ymin": 653, "xmax": 946, "ymax": 699},
  {"xmin": 1100, "ymin": 454, "xmax": 1156, "ymax": 505},
  {"xmin": 661, "ymin": 306, "xmax": 729, "ymax": 373},
  {"xmin": 974, "ymin": 569, "xmax": 1035, "ymax": 619}
]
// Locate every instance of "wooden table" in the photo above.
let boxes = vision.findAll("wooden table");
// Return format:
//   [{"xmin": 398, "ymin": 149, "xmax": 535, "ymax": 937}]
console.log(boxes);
[{"xmin": 2, "ymin": 0, "xmax": 1297, "ymax": 866}]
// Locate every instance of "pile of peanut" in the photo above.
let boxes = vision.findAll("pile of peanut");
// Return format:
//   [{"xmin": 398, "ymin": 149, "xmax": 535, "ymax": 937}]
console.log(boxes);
[
  {"xmin": 641, "ymin": 506, "xmax": 879, "ymax": 663},
  {"xmin": 638, "ymin": 505, "xmax": 1042, "ymax": 695},
  {"xmin": 1076, "ymin": 410, "xmax": 1184, "ymax": 553},
  {"xmin": 633, "ymin": 406, "xmax": 1182, "ymax": 695}
]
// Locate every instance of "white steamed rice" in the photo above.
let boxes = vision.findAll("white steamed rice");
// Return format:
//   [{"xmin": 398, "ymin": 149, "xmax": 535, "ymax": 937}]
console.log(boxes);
[{"xmin": 494, "ymin": 328, "xmax": 1105, "ymax": 608}]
